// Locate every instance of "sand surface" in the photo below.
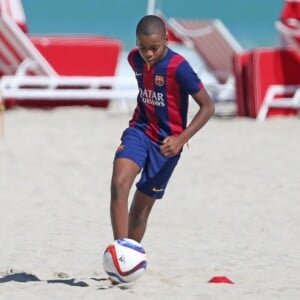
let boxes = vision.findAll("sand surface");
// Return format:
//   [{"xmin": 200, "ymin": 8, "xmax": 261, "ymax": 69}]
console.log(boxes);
[{"xmin": 0, "ymin": 105, "xmax": 299, "ymax": 299}]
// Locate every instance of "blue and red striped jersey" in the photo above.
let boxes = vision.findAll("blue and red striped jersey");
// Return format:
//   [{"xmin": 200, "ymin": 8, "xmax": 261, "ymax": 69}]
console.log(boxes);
[{"xmin": 128, "ymin": 47, "xmax": 203, "ymax": 145}]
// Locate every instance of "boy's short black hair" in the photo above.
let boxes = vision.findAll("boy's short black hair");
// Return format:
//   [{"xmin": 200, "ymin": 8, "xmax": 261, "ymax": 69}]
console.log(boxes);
[{"xmin": 136, "ymin": 15, "xmax": 166, "ymax": 37}]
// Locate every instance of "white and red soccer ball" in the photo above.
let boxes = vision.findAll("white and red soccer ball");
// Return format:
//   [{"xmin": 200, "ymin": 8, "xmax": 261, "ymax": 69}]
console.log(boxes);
[{"xmin": 102, "ymin": 238, "xmax": 147, "ymax": 283}]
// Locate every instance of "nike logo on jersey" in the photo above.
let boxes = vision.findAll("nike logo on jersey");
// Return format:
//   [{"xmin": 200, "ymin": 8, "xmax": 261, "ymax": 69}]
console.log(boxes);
[
  {"xmin": 152, "ymin": 187, "xmax": 164, "ymax": 192},
  {"xmin": 135, "ymin": 72, "xmax": 143, "ymax": 76}
]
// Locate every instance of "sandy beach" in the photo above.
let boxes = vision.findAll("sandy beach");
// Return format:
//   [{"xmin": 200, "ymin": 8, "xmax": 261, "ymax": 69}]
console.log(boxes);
[{"xmin": 0, "ymin": 105, "xmax": 299, "ymax": 300}]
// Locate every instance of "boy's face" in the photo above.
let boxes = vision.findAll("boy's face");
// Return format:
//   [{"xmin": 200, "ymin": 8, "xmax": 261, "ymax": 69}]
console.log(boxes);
[{"xmin": 136, "ymin": 32, "xmax": 168, "ymax": 66}]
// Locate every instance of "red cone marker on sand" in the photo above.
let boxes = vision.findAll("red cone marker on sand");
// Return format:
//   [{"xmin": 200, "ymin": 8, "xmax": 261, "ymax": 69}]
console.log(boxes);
[{"xmin": 208, "ymin": 276, "xmax": 234, "ymax": 284}]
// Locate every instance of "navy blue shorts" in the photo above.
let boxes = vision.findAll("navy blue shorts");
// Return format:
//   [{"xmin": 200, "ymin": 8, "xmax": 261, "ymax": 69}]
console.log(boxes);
[{"xmin": 114, "ymin": 127, "xmax": 180, "ymax": 199}]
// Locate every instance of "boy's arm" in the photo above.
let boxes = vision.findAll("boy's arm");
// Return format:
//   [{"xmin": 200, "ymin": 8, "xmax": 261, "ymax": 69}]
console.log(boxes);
[
  {"xmin": 181, "ymin": 87, "xmax": 215, "ymax": 141},
  {"xmin": 160, "ymin": 88, "xmax": 214, "ymax": 157}
]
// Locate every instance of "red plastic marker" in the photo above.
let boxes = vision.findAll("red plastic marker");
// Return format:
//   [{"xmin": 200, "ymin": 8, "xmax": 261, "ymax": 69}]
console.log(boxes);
[{"xmin": 208, "ymin": 276, "xmax": 234, "ymax": 284}]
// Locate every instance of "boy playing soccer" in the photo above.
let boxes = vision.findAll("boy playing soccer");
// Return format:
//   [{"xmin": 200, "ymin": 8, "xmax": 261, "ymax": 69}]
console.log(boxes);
[{"xmin": 110, "ymin": 15, "xmax": 215, "ymax": 243}]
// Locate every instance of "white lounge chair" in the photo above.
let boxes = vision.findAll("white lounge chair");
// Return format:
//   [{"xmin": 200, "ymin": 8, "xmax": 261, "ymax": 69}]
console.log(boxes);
[
  {"xmin": 167, "ymin": 18, "xmax": 243, "ymax": 84},
  {"xmin": 0, "ymin": 6, "xmax": 136, "ymax": 111},
  {"xmin": 165, "ymin": 17, "xmax": 243, "ymax": 104},
  {"xmin": 256, "ymin": 1, "xmax": 300, "ymax": 121},
  {"xmin": 257, "ymin": 84, "xmax": 300, "ymax": 121}
]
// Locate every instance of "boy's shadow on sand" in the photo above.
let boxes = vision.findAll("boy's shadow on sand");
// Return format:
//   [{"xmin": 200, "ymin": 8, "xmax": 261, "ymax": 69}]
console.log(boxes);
[{"xmin": 0, "ymin": 272, "xmax": 107, "ymax": 287}]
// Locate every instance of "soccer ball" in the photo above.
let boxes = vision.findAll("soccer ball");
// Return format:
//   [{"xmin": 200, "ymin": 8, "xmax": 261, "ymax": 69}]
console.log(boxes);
[{"xmin": 102, "ymin": 238, "xmax": 147, "ymax": 284}]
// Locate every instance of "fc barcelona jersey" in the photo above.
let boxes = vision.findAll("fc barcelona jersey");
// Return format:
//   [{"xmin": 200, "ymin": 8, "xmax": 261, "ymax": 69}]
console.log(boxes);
[{"xmin": 128, "ymin": 47, "xmax": 203, "ymax": 145}]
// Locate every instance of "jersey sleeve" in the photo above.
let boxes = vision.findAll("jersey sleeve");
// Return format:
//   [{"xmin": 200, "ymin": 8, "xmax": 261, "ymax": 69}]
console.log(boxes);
[
  {"xmin": 175, "ymin": 60, "xmax": 203, "ymax": 95},
  {"xmin": 127, "ymin": 48, "xmax": 139, "ymax": 72}
]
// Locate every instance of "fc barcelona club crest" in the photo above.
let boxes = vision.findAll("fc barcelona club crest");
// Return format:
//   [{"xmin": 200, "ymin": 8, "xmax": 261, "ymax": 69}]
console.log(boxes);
[{"xmin": 154, "ymin": 75, "xmax": 164, "ymax": 87}]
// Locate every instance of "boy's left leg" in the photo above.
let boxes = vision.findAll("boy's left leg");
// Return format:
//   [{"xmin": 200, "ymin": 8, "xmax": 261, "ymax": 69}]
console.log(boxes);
[
  {"xmin": 128, "ymin": 190, "xmax": 156, "ymax": 243},
  {"xmin": 128, "ymin": 143, "xmax": 180, "ymax": 242}
]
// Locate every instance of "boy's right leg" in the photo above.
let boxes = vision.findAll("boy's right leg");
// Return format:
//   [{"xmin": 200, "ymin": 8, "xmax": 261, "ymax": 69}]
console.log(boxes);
[
  {"xmin": 110, "ymin": 157, "xmax": 140, "ymax": 239},
  {"xmin": 128, "ymin": 190, "xmax": 156, "ymax": 242}
]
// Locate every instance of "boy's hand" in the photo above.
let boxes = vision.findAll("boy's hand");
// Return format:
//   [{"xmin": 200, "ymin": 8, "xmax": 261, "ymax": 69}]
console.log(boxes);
[{"xmin": 160, "ymin": 135, "xmax": 186, "ymax": 157}]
